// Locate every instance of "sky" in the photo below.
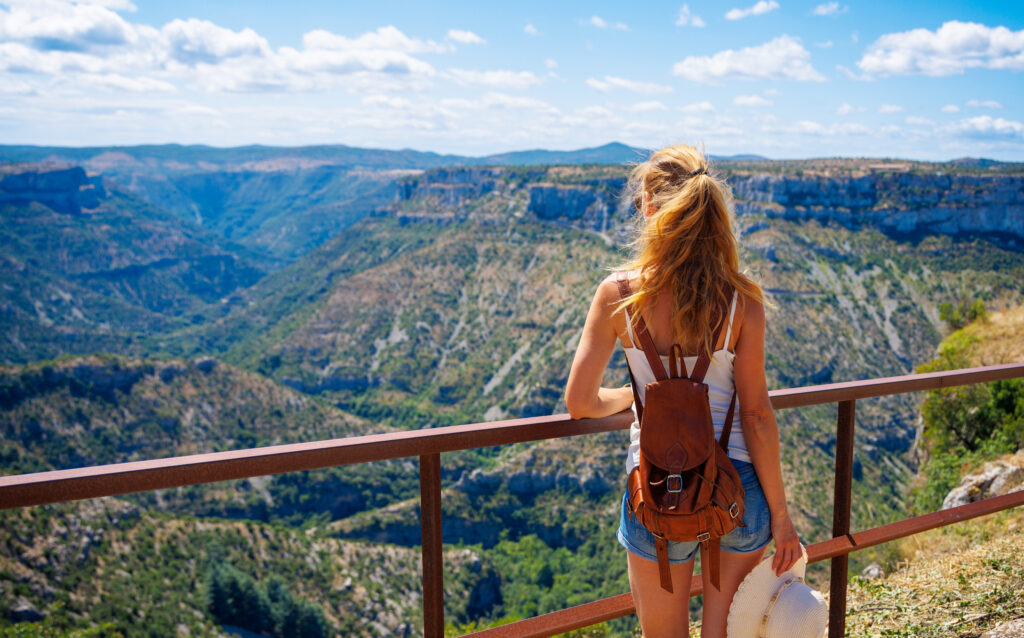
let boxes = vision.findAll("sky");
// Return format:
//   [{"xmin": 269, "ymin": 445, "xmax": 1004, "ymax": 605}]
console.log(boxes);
[{"xmin": 0, "ymin": 0, "xmax": 1022, "ymax": 160}]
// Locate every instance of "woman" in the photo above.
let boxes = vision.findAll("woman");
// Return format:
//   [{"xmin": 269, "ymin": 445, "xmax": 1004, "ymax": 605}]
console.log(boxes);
[{"xmin": 564, "ymin": 144, "xmax": 800, "ymax": 638}]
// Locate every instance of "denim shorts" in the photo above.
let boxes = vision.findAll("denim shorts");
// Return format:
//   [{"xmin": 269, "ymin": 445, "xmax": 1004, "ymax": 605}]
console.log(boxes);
[{"xmin": 616, "ymin": 460, "xmax": 771, "ymax": 564}]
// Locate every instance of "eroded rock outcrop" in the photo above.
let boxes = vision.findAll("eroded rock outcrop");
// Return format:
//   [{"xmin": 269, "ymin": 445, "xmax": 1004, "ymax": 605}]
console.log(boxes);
[{"xmin": 942, "ymin": 450, "xmax": 1024, "ymax": 510}]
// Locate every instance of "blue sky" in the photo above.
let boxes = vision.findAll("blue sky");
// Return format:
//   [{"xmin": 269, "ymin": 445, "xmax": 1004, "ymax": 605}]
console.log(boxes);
[{"xmin": 1, "ymin": 0, "xmax": 1022, "ymax": 159}]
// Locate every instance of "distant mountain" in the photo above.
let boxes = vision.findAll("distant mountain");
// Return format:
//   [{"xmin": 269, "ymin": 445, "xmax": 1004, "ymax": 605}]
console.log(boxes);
[
  {"xmin": 478, "ymin": 141, "xmax": 649, "ymax": 165},
  {"xmin": 714, "ymin": 153, "xmax": 769, "ymax": 161},
  {"xmin": 949, "ymin": 157, "xmax": 1006, "ymax": 168}
]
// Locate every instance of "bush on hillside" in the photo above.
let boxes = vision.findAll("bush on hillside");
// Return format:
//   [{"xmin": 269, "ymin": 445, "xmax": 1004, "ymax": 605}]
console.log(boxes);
[
  {"xmin": 910, "ymin": 325, "xmax": 1024, "ymax": 514},
  {"xmin": 938, "ymin": 297, "xmax": 988, "ymax": 331},
  {"xmin": 206, "ymin": 563, "xmax": 332, "ymax": 638}
]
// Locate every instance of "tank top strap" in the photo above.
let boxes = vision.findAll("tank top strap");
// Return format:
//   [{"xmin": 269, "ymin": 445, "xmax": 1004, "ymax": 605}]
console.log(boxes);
[{"xmin": 723, "ymin": 291, "xmax": 739, "ymax": 348}]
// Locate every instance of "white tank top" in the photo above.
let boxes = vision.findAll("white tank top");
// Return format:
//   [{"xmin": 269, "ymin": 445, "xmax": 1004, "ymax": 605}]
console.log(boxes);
[{"xmin": 623, "ymin": 291, "xmax": 750, "ymax": 475}]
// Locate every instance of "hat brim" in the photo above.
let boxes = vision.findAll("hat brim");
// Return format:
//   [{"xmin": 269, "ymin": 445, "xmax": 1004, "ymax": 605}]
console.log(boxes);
[{"xmin": 726, "ymin": 546, "xmax": 808, "ymax": 638}]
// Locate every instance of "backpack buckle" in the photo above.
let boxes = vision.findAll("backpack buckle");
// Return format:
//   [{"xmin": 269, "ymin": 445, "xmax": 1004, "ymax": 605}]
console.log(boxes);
[
  {"xmin": 697, "ymin": 532, "xmax": 711, "ymax": 543},
  {"xmin": 729, "ymin": 502, "xmax": 740, "ymax": 518},
  {"xmin": 665, "ymin": 474, "xmax": 683, "ymax": 493}
]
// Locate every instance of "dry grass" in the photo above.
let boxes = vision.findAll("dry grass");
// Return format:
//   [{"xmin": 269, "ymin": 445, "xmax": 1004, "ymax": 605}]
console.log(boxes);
[
  {"xmin": 962, "ymin": 305, "xmax": 1024, "ymax": 366},
  {"xmin": 841, "ymin": 508, "xmax": 1024, "ymax": 637}
]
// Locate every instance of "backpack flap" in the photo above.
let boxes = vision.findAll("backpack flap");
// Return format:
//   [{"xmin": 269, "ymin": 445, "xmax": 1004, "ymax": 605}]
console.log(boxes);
[{"xmin": 638, "ymin": 377, "xmax": 715, "ymax": 471}]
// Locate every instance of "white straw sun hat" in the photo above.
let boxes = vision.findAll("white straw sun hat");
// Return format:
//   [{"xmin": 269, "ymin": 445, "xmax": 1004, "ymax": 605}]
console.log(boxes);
[{"xmin": 726, "ymin": 545, "xmax": 827, "ymax": 638}]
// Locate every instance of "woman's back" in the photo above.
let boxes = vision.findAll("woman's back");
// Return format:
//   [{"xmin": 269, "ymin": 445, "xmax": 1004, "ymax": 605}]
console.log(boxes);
[{"xmin": 615, "ymin": 276, "xmax": 751, "ymax": 472}]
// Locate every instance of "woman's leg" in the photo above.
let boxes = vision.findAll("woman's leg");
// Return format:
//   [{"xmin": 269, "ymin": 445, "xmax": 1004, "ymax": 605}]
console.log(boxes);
[
  {"xmin": 628, "ymin": 551, "xmax": 696, "ymax": 638},
  {"xmin": 698, "ymin": 547, "xmax": 767, "ymax": 638}
]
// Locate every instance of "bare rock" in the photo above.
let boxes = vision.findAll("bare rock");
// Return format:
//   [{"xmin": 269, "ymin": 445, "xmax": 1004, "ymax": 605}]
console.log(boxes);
[
  {"xmin": 9, "ymin": 596, "xmax": 43, "ymax": 622},
  {"xmin": 942, "ymin": 451, "xmax": 1024, "ymax": 510},
  {"xmin": 860, "ymin": 562, "xmax": 884, "ymax": 580},
  {"xmin": 981, "ymin": 618, "xmax": 1024, "ymax": 637}
]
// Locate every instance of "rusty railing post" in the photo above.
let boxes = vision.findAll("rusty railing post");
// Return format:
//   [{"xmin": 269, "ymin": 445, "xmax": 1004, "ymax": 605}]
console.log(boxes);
[
  {"xmin": 420, "ymin": 453, "xmax": 444, "ymax": 637},
  {"xmin": 829, "ymin": 399, "xmax": 856, "ymax": 638}
]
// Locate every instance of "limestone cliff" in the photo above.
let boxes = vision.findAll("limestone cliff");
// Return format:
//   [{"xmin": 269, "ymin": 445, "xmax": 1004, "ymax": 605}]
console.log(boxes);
[
  {"xmin": 0, "ymin": 164, "xmax": 103, "ymax": 216},
  {"xmin": 397, "ymin": 164, "xmax": 1024, "ymax": 246},
  {"xmin": 731, "ymin": 172, "xmax": 1024, "ymax": 245}
]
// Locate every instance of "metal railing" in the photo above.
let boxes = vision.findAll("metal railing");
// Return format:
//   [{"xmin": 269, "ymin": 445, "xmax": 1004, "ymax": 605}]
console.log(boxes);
[{"xmin": 2, "ymin": 363, "xmax": 1023, "ymax": 637}]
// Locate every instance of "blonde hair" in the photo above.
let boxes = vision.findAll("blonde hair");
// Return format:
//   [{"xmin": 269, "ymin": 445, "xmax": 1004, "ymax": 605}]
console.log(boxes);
[{"xmin": 616, "ymin": 143, "xmax": 765, "ymax": 357}]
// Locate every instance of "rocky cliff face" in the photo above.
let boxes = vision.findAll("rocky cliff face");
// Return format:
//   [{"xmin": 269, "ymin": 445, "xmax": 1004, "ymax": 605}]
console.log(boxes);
[
  {"xmin": 730, "ymin": 173, "xmax": 1024, "ymax": 246},
  {"xmin": 528, "ymin": 177, "xmax": 627, "ymax": 232},
  {"xmin": 0, "ymin": 165, "xmax": 104, "ymax": 216},
  {"xmin": 398, "ymin": 166, "xmax": 1024, "ymax": 246}
]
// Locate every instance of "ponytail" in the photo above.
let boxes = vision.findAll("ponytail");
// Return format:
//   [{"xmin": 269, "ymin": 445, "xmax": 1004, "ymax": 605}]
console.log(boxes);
[{"xmin": 615, "ymin": 144, "xmax": 764, "ymax": 357}]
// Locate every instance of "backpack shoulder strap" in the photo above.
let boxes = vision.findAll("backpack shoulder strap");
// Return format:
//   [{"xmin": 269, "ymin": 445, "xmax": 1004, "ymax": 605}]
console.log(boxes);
[{"xmin": 615, "ymin": 273, "xmax": 668, "ymax": 381}]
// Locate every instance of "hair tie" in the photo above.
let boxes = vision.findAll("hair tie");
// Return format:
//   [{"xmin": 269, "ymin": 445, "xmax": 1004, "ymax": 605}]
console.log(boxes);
[{"xmin": 688, "ymin": 167, "xmax": 707, "ymax": 178}]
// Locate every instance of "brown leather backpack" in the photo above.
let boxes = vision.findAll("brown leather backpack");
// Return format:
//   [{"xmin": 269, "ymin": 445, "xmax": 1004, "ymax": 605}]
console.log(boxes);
[{"xmin": 617, "ymin": 276, "xmax": 745, "ymax": 593}]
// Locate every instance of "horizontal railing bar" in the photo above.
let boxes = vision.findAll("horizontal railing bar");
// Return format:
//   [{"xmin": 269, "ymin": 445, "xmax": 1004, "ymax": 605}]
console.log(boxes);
[
  {"xmin": 1, "ymin": 364, "xmax": 1022, "ymax": 511},
  {"xmin": 768, "ymin": 362, "xmax": 1024, "ymax": 409},
  {"xmin": 807, "ymin": 485, "xmax": 1024, "ymax": 561},
  {"xmin": 0, "ymin": 412, "xmax": 633, "ymax": 510},
  {"xmin": 467, "ymin": 593, "xmax": 638, "ymax": 638},
  {"xmin": 465, "ymin": 488, "xmax": 1024, "ymax": 637}
]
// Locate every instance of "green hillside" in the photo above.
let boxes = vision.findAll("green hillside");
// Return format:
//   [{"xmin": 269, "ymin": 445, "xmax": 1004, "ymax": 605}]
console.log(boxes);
[
  {"xmin": 0, "ymin": 498, "xmax": 498, "ymax": 637},
  {"xmin": 0, "ymin": 168, "xmax": 264, "ymax": 365}
]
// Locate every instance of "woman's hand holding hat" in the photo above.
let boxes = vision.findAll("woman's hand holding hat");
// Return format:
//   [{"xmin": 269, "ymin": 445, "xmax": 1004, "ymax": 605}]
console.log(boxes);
[{"xmin": 770, "ymin": 508, "xmax": 801, "ymax": 576}]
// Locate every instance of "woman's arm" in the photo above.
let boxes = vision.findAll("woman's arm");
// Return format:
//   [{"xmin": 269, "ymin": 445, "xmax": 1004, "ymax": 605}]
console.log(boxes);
[
  {"xmin": 565, "ymin": 279, "xmax": 634, "ymax": 420},
  {"xmin": 733, "ymin": 299, "xmax": 801, "ymax": 576}
]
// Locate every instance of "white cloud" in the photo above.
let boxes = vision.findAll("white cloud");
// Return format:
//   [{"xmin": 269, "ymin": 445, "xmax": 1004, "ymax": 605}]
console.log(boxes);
[
  {"xmin": 733, "ymin": 94, "xmax": 772, "ymax": 107},
  {"xmin": 941, "ymin": 104, "xmax": 960, "ymax": 113},
  {"xmin": 361, "ymin": 94, "xmax": 412, "ymax": 108},
  {"xmin": 524, "ymin": 24, "xmax": 539, "ymax": 36},
  {"xmin": 0, "ymin": 1, "xmax": 139, "ymax": 52},
  {"xmin": 725, "ymin": 1, "xmax": 779, "ymax": 21},
  {"xmin": 836, "ymin": 103, "xmax": 865, "ymax": 115},
  {"xmin": 79, "ymin": 72, "xmax": 175, "ymax": 92},
  {"xmin": 439, "ymin": 91, "xmax": 559, "ymax": 114},
  {"xmin": 586, "ymin": 75, "xmax": 673, "ymax": 93},
  {"xmin": 448, "ymin": 69, "xmax": 539, "ymax": 90},
  {"xmin": 446, "ymin": 29, "xmax": 484, "ymax": 45},
  {"xmin": 681, "ymin": 101, "xmax": 715, "ymax": 113},
  {"xmin": 672, "ymin": 35, "xmax": 825, "ymax": 83},
  {"xmin": 950, "ymin": 115, "xmax": 1024, "ymax": 139},
  {"xmin": 966, "ymin": 99, "xmax": 1003, "ymax": 109},
  {"xmin": 302, "ymin": 26, "xmax": 447, "ymax": 55},
  {"xmin": 812, "ymin": 2, "xmax": 848, "ymax": 16},
  {"xmin": 545, "ymin": 58, "xmax": 557, "ymax": 69},
  {"xmin": 590, "ymin": 15, "xmax": 629, "ymax": 31},
  {"xmin": 905, "ymin": 116, "xmax": 934, "ymax": 126},
  {"xmin": 627, "ymin": 100, "xmax": 669, "ymax": 112},
  {"xmin": 815, "ymin": 40, "xmax": 833, "ymax": 48},
  {"xmin": 163, "ymin": 18, "xmax": 269, "ymax": 64},
  {"xmin": 676, "ymin": 5, "xmax": 706, "ymax": 28},
  {"xmin": 857, "ymin": 21, "xmax": 1024, "ymax": 77},
  {"xmin": 0, "ymin": 3, "xmax": 448, "ymax": 95},
  {"xmin": 878, "ymin": 104, "xmax": 903, "ymax": 113},
  {"xmin": 762, "ymin": 119, "xmax": 873, "ymax": 136}
]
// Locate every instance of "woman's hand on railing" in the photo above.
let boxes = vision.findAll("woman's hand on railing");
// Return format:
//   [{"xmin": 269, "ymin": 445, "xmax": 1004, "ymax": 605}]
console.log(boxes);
[{"xmin": 770, "ymin": 509, "xmax": 802, "ymax": 576}]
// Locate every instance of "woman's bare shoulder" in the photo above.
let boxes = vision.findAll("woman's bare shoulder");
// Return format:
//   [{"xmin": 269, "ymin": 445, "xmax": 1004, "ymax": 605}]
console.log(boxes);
[{"xmin": 596, "ymin": 273, "xmax": 625, "ymax": 307}]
